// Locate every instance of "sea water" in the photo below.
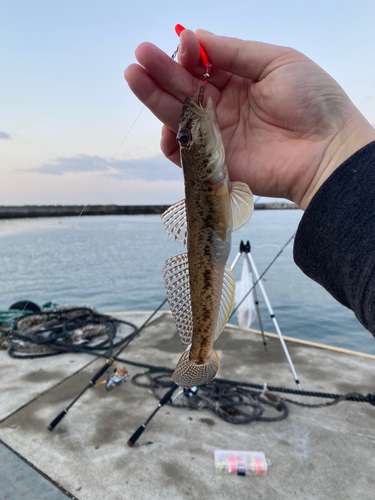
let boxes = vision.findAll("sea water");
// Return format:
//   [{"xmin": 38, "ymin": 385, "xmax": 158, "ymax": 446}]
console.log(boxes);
[{"xmin": 1, "ymin": 210, "xmax": 374, "ymax": 355}]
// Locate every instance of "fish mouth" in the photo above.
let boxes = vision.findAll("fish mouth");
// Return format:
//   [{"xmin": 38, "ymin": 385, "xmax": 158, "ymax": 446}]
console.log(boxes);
[
  {"xmin": 179, "ymin": 95, "xmax": 219, "ymax": 154},
  {"xmin": 184, "ymin": 96, "xmax": 213, "ymax": 116}
]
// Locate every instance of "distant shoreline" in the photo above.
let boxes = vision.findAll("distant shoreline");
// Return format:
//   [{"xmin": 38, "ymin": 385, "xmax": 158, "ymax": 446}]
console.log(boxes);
[{"xmin": 0, "ymin": 203, "xmax": 298, "ymax": 219}]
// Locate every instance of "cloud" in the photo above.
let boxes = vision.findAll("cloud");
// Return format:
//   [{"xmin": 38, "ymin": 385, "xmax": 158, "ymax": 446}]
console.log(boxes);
[
  {"xmin": 21, "ymin": 154, "xmax": 183, "ymax": 182},
  {"xmin": 1, "ymin": 170, "xmax": 184, "ymax": 206},
  {"xmin": 0, "ymin": 131, "xmax": 12, "ymax": 140}
]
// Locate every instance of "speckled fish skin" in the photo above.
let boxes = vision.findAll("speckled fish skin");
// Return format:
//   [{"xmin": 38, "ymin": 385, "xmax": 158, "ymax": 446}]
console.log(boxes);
[{"xmin": 172, "ymin": 96, "xmax": 231, "ymax": 385}]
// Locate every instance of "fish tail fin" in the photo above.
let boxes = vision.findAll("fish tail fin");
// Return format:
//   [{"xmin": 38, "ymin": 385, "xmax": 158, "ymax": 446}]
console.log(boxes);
[{"xmin": 171, "ymin": 350, "xmax": 219, "ymax": 388}]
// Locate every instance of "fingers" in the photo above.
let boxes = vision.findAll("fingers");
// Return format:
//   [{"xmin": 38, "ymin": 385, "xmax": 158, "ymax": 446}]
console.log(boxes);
[
  {"xmin": 161, "ymin": 126, "xmax": 180, "ymax": 167},
  {"xmin": 125, "ymin": 63, "xmax": 183, "ymax": 133},
  {"xmin": 177, "ymin": 29, "xmax": 202, "ymax": 74},
  {"xmin": 178, "ymin": 30, "xmax": 232, "ymax": 91},
  {"xmin": 196, "ymin": 29, "xmax": 295, "ymax": 81},
  {"xmin": 135, "ymin": 41, "xmax": 199, "ymax": 103},
  {"xmin": 125, "ymin": 40, "xmax": 221, "ymax": 133}
]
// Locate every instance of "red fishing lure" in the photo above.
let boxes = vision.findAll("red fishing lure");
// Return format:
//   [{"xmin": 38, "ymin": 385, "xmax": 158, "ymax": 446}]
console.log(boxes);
[
  {"xmin": 175, "ymin": 24, "xmax": 212, "ymax": 106},
  {"xmin": 175, "ymin": 24, "xmax": 210, "ymax": 67}
]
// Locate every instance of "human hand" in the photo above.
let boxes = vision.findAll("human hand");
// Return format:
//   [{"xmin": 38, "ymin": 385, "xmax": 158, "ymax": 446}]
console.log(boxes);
[{"xmin": 125, "ymin": 30, "xmax": 375, "ymax": 209}]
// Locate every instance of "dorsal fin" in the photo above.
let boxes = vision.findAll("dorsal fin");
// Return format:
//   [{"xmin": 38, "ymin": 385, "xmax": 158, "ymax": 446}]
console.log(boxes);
[{"xmin": 161, "ymin": 200, "xmax": 187, "ymax": 246}]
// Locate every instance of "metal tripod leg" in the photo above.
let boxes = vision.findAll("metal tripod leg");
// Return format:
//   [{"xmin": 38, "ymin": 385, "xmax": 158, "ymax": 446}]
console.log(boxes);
[
  {"xmin": 251, "ymin": 270, "xmax": 267, "ymax": 350},
  {"xmin": 230, "ymin": 252, "xmax": 242, "ymax": 271},
  {"xmin": 244, "ymin": 251, "xmax": 302, "ymax": 390},
  {"xmin": 231, "ymin": 251, "xmax": 267, "ymax": 350}
]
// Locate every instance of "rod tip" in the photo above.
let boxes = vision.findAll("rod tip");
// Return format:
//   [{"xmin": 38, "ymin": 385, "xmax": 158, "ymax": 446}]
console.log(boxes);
[{"xmin": 127, "ymin": 440, "xmax": 134, "ymax": 447}]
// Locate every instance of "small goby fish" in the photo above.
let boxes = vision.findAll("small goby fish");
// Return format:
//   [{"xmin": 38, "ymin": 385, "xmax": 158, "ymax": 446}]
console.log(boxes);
[{"xmin": 161, "ymin": 96, "xmax": 254, "ymax": 388}]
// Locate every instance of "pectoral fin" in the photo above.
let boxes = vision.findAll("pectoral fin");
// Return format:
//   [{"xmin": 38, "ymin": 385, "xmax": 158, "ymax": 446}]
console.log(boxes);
[{"xmin": 230, "ymin": 181, "xmax": 254, "ymax": 231}]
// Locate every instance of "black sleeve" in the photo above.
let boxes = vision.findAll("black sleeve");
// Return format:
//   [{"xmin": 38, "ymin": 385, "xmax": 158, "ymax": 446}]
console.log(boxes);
[{"xmin": 293, "ymin": 140, "xmax": 375, "ymax": 337}]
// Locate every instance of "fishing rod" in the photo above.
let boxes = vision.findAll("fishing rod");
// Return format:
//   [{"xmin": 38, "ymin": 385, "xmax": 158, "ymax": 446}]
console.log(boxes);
[
  {"xmin": 47, "ymin": 357, "xmax": 116, "ymax": 430},
  {"xmin": 48, "ymin": 298, "xmax": 167, "ymax": 431}
]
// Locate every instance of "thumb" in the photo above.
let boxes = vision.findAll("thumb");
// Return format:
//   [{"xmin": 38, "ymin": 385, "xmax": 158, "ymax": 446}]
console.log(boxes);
[{"xmin": 196, "ymin": 29, "xmax": 295, "ymax": 81}]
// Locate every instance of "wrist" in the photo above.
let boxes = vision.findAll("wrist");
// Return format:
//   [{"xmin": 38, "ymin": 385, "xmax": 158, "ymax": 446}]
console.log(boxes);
[{"xmin": 299, "ymin": 112, "xmax": 375, "ymax": 211}]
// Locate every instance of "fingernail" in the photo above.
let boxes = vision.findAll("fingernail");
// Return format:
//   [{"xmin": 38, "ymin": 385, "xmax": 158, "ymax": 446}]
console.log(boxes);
[{"xmin": 178, "ymin": 43, "xmax": 185, "ymax": 60}]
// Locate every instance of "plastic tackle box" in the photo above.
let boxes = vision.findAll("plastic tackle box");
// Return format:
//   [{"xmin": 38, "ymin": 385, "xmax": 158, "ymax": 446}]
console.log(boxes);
[{"xmin": 215, "ymin": 450, "xmax": 270, "ymax": 476}]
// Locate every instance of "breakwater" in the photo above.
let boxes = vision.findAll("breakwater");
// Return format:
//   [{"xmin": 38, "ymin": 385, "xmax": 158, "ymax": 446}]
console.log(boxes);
[{"xmin": 0, "ymin": 203, "xmax": 298, "ymax": 219}]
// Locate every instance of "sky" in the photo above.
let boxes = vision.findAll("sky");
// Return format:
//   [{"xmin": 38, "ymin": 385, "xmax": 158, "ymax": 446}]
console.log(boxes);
[{"xmin": 1, "ymin": 0, "xmax": 374, "ymax": 206}]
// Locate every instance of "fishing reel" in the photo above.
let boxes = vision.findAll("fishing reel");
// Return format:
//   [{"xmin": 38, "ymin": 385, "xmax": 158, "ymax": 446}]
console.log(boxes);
[
  {"xmin": 183, "ymin": 386, "xmax": 198, "ymax": 398},
  {"xmin": 106, "ymin": 366, "xmax": 128, "ymax": 391},
  {"xmin": 93, "ymin": 365, "xmax": 128, "ymax": 391}
]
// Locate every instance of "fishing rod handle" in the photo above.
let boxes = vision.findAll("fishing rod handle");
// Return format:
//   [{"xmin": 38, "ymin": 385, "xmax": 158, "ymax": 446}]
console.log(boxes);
[
  {"xmin": 47, "ymin": 409, "xmax": 67, "ymax": 431},
  {"xmin": 127, "ymin": 424, "xmax": 146, "ymax": 447},
  {"xmin": 127, "ymin": 384, "xmax": 178, "ymax": 447}
]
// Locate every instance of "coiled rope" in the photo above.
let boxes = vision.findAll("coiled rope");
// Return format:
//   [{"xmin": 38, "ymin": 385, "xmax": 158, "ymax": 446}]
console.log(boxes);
[
  {"xmin": 132, "ymin": 370, "xmax": 289, "ymax": 424},
  {"xmin": 2, "ymin": 306, "xmax": 137, "ymax": 359}
]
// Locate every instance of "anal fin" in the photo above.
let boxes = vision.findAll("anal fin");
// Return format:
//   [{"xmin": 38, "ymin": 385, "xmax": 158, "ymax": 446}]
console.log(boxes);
[
  {"xmin": 163, "ymin": 253, "xmax": 193, "ymax": 346},
  {"xmin": 214, "ymin": 265, "xmax": 236, "ymax": 340}
]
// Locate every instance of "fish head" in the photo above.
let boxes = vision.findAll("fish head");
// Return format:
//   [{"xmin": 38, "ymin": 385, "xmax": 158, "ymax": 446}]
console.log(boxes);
[{"xmin": 177, "ymin": 96, "xmax": 225, "ymax": 179}]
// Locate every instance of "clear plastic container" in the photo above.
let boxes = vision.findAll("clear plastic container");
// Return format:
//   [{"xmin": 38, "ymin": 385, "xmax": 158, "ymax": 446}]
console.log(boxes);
[{"xmin": 215, "ymin": 450, "xmax": 270, "ymax": 476}]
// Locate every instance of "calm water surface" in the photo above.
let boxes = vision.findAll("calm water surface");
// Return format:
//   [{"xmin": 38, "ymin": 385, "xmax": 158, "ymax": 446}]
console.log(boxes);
[{"xmin": 1, "ymin": 210, "xmax": 374, "ymax": 355}]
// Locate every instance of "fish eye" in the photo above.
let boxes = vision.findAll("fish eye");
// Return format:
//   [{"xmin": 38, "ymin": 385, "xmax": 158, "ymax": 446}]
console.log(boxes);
[{"xmin": 176, "ymin": 129, "xmax": 190, "ymax": 146}]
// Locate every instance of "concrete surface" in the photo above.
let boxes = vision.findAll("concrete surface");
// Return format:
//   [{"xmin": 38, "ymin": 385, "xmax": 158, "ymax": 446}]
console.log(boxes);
[
  {"xmin": 0, "ymin": 312, "xmax": 145, "ymax": 422},
  {"xmin": 0, "ymin": 440, "xmax": 71, "ymax": 500},
  {"xmin": 0, "ymin": 312, "xmax": 374, "ymax": 500}
]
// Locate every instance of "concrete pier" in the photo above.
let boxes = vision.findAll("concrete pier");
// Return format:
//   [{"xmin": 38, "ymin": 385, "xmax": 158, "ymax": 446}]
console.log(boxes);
[
  {"xmin": 0, "ymin": 203, "xmax": 298, "ymax": 219},
  {"xmin": 0, "ymin": 311, "xmax": 374, "ymax": 499}
]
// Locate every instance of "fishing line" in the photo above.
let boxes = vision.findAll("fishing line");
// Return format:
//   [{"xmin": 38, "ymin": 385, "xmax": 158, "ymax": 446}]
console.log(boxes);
[
  {"xmin": 0, "ymin": 106, "xmax": 146, "ymax": 351},
  {"xmin": 66, "ymin": 106, "xmax": 145, "ymax": 225},
  {"xmin": 62, "ymin": 39, "xmax": 181, "ymax": 224},
  {"xmin": 0, "ymin": 46, "xmax": 181, "ymax": 352},
  {"xmin": 69, "ymin": 42, "xmax": 179, "ymax": 224},
  {"xmin": 47, "ymin": 44, "xmax": 181, "ymax": 301}
]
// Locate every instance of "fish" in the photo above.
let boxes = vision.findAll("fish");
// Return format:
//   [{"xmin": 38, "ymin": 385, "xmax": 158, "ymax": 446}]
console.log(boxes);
[{"xmin": 161, "ymin": 96, "xmax": 254, "ymax": 388}]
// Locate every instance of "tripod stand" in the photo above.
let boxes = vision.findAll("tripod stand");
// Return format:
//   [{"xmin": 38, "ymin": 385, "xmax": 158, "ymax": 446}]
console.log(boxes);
[{"xmin": 231, "ymin": 240, "xmax": 302, "ymax": 390}]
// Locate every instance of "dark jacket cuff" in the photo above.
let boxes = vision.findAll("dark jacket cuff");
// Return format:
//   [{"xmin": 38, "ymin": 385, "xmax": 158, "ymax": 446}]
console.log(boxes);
[{"xmin": 294, "ymin": 140, "xmax": 375, "ymax": 335}]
